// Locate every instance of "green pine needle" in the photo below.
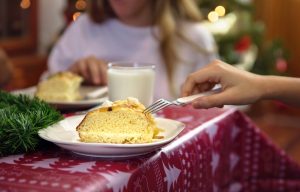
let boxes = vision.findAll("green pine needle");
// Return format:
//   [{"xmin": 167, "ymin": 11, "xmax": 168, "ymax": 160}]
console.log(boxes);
[{"xmin": 0, "ymin": 91, "xmax": 63, "ymax": 156}]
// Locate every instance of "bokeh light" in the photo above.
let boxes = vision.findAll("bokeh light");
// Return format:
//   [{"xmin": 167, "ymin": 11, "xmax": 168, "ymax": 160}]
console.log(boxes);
[
  {"xmin": 73, "ymin": 12, "xmax": 81, "ymax": 21},
  {"xmin": 208, "ymin": 11, "xmax": 219, "ymax": 23},
  {"xmin": 75, "ymin": 0, "xmax": 87, "ymax": 10},
  {"xmin": 215, "ymin": 6, "xmax": 226, "ymax": 17},
  {"xmin": 20, "ymin": 0, "xmax": 31, "ymax": 9}
]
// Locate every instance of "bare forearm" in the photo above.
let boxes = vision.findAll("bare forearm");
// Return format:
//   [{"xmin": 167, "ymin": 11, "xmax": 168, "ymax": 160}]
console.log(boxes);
[{"xmin": 261, "ymin": 76, "xmax": 300, "ymax": 106}]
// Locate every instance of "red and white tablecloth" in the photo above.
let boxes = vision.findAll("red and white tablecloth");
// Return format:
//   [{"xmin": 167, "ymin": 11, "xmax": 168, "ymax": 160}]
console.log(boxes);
[{"xmin": 0, "ymin": 106, "xmax": 299, "ymax": 192}]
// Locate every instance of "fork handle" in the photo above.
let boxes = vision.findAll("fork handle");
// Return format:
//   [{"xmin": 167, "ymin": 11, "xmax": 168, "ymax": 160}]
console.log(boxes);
[{"xmin": 177, "ymin": 87, "xmax": 222, "ymax": 105}]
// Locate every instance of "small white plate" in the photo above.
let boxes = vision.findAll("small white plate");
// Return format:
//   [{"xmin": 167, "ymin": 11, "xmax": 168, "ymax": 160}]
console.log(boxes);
[
  {"xmin": 12, "ymin": 86, "xmax": 107, "ymax": 111},
  {"xmin": 38, "ymin": 115, "xmax": 185, "ymax": 158}
]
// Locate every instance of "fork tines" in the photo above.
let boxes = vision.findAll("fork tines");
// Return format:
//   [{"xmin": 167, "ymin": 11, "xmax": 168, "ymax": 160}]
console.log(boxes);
[{"xmin": 143, "ymin": 99, "xmax": 172, "ymax": 114}]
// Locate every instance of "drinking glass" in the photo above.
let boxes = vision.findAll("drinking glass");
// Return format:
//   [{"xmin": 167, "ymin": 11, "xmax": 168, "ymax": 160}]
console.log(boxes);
[{"xmin": 107, "ymin": 61, "xmax": 155, "ymax": 106}]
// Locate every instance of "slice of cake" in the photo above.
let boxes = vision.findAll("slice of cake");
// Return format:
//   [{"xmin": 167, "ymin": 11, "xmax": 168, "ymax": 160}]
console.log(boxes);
[
  {"xmin": 35, "ymin": 71, "xmax": 83, "ymax": 102},
  {"xmin": 76, "ymin": 98, "xmax": 160, "ymax": 144}
]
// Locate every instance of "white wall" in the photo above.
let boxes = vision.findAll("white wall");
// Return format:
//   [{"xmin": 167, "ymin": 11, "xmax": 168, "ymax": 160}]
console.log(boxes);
[{"xmin": 38, "ymin": 0, "xmax": 66, "ymax": 54}]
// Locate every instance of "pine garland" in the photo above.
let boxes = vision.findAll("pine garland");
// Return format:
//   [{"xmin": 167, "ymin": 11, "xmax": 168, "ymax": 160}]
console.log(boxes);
[{"xmin": 0, "ymin": 91, "xmax": 63, "ymax": 156}]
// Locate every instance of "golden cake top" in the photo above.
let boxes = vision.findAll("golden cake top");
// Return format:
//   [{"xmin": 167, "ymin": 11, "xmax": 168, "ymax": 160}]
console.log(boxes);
[
  {"xmin": 113, "ymin": 97, "xmax": 145, "ymax": 111},
  {"xmin": 48, "ymin": 71, "xmax": 83, "ymax": 82}
]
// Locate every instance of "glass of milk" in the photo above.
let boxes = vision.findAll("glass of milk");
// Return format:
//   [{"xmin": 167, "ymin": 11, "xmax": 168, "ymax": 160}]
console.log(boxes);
[{"xmin": 107, "ymin": 62, "xmax": 155, "ymax": 106}]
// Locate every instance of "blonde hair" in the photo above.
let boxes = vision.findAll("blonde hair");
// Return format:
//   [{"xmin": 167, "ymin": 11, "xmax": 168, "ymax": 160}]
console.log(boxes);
[{"xmin": 89, "ymin": 0, "xmax": 209, "ymax": 95}]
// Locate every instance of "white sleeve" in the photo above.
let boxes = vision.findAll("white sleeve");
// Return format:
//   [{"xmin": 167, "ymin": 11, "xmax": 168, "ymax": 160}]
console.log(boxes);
[
  {"xmin": 172, "ymin": 23, "xmax": 219, "ymax": 97},
  {"xmin": 193, "ymin": 24, "xmax": 218, "ymax": 70},
  {"xmin": 47, "ymin": 15, "xmax": 88, "ymax": 74}
]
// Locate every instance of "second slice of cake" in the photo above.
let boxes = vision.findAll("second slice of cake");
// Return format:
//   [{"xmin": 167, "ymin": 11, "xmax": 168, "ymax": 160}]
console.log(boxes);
[{"xmin": 35, "ymin": 71, "xmax": 83, "ymax": 102}]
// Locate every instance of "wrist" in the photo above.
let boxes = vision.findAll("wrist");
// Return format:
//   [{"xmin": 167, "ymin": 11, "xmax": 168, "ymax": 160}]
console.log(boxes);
[
  {"xmin": 254, "ymin": 75, "xmax": 272, "ymax": 101},
  {"xmin": 259, "ymin": 75, "xmax": 282, "ymax": 101}
]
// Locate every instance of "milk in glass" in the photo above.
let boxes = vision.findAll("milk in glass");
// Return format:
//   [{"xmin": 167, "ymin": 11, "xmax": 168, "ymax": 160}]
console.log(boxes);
[{"xmin": 108, "ymin": 62, "xmax": 155, "ymax": 106}]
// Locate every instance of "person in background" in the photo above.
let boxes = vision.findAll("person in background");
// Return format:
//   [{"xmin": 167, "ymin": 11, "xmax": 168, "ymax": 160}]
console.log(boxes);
[
  {"xmin": 0, "ymin": 49, "xmax": 12, "ymax": 88},
  {"xmin": 181, "ymin": 60, "xmax": 300, "ymax": 108},
  {"xmin": 48, "ymin": 0, "xmax": 217, "ymax": 99}
]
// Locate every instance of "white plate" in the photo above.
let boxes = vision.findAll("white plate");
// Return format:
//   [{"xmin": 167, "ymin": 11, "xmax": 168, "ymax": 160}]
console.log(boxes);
[
  {"xmin": 38, "ymin": 115, "xmax": 185, "ymax": 158},
  {"xmin": 12, "ymin": 86, "xmax": 108, "ymax": 111}
]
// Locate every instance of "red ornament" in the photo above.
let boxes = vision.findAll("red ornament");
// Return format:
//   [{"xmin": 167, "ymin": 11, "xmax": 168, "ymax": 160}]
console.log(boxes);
[
  {"xmin": 234, "ymin": 35, "xmax": 252, "ymax": 53},
  {"xmin": 275, "ymin": 58, "xmax": 287, "ymax": 73}
]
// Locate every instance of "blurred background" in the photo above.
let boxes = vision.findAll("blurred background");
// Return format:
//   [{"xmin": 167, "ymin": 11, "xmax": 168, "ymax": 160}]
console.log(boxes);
[{"xmin": 0, "ymin": 0, "xmax": 300, "ymax": 163}]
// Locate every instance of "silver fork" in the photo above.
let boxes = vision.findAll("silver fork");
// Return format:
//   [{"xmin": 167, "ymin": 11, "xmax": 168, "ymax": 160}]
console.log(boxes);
[{"xmin": 143, "ymin": 88, "xmax": 222, "ymax": 114}]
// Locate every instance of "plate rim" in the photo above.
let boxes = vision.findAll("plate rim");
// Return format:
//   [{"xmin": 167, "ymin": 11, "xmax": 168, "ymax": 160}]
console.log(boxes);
[
  {"xmin": 46, "ymin": 97, "xmax": 107, "ymax": 105},
  {"xmin": 11, "ymin": 86, "xmax": 107, "ymax": 107},
  {"xmin": 38, "ymin": 116, "xmax": 185, "ymax": 148}
]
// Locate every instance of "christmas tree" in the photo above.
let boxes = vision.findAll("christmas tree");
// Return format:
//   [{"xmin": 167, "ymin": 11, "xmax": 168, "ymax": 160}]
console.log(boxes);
[{"xmin": 198, "ymin": 0, "xmax": 289, "ymax": 75}]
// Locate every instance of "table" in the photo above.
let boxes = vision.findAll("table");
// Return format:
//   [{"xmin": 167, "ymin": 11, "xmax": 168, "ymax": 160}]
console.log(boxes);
[{"xmin": 0, "ymin": 106, "xmax": 300, "ymax": 191}]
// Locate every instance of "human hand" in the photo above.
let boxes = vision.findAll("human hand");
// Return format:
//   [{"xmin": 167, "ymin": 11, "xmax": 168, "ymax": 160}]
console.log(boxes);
[
  {"xmin": 181, "ymin": 60, "xmax": 265, "ymax": 109},
  {"xmin": 69, "ymin": 56, "xmax": 107, "ymax": 85}
]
